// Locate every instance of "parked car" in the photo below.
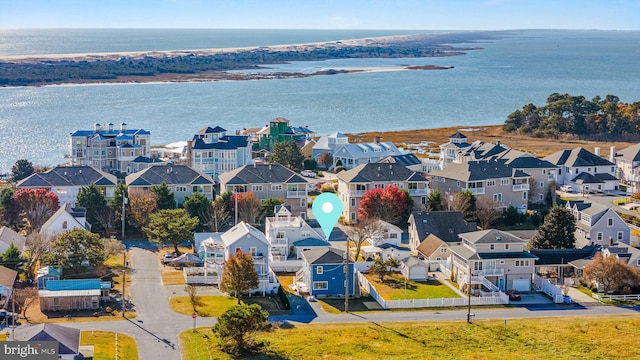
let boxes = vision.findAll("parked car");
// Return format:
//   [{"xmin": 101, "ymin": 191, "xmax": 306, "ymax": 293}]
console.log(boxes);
[
  {"xmin": 301, "ymin": 170, "xmax": 316, "ymax": 178},
  {"xmin": 0, "ymin": 309, "xmax": 19, "ymax": 323},
  {"xmin": 560, "ymin": 185, "xmax": 573, "ymax": 193},
  {"xmin": 505, "ymin": 289, "xmax": 521, "ymax": 301},
  {"xmin": 162, "ymin": 253, "xmax": 174, "ymax": 265}
]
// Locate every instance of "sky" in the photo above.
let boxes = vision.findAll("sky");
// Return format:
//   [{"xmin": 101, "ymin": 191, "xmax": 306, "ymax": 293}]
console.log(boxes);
[{"xmin": 1, "ymin": 0, "xmax": 638, "ymax": 30}]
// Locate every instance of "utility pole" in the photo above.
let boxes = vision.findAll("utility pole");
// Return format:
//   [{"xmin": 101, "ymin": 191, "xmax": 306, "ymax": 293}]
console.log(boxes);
[
  {"xmin": 345, "ymin": 239, "xmax": 349, "ymax": 313},
  {"xmin": 121, "ymin": 189, "xmax": 127, "ymax": 241},
  {"xmin": 11, "ymin": 286, "xmax": 15, "ymax": 340},
  {"xmin": 234, "ymin": 189, "xmax": 238, "ymax": 225},
  {"xmin": 467, "ymin": 263, "xmax": 472, "ymax": 324},
  {"xmin": 122, "ymin": 249, "xmax": 127, "ymax": 318}
]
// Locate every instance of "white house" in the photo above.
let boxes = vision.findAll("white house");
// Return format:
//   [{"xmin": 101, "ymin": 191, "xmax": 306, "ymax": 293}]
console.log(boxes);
[
  {"xmin": 187, "ymin": 126, "xmax": 252, "ymax": 182},
  {"xmin": 544, "ymin": 147, "xmax": 618, "ymax": 193},
  {"xmin": 265, "ymin": 205, "xmax": 326, "ymax": 264},
  {"xmin": 40, "ymin": 204, "xmax": 91, "ymax": 236},
  {"xmin": 333, "ymin": 141, "xmax": 402, "ymax": 170}
]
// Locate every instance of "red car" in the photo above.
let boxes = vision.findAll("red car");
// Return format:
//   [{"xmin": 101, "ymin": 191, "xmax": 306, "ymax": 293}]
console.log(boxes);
[{"xmin": 505, "ymin": 289, "xmax": 521, "ymax": 301}]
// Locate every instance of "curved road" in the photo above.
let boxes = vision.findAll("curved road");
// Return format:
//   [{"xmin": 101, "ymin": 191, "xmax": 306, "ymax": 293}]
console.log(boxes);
[{"xmin": 64, "ymin": 247, "xmax": 640, "ymax": 359}]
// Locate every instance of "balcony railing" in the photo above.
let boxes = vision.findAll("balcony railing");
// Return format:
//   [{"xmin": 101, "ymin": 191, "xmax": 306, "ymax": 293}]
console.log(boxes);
[
  {"xmin": 286, "ymin": 190, "xmax": 307, "ymax": 198},
  {"xmin": 464, "ymin": 187, "xmax": 485, "ymax": 195},
  {"xmin": 409, "ymin": 188, "xmax": 428, "ymax": 196},
  {"xmin": 512, "ymin": 184, "xmax": 530, "ymax": 191},
  {"xmin": 349, "ymin": 190, "xmax": 367, "ymax": 197},
  {"xmin": 479, "ymin": 268, "xmax": 505, "ymax": 276},
  {"xmin": 270, "ymin": 237, "xmax": 288, "ymax": 245}
]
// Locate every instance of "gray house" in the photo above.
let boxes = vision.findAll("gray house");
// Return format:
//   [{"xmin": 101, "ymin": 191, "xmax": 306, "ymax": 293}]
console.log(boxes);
[
  {"xmin": 565, "ymin": 200, "xmax": 631, "ymax": 248},
  {"xmin": 544, "ymin": 147, "xmax": 618, "ymax": 193},
  {"xmin": 125, "ymin": 164, "xmax": 215, "ymax": 206},
  {"xmin": 10, "ymin": 323, "xmax": 82, "ymax": 360},
  {"xmin": 218, "ymin": 164, "xmax": 309, "ymax": 218}
]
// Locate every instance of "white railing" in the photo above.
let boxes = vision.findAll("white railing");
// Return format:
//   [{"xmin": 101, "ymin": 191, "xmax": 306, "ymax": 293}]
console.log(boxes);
[
  {"xmin": 480, "ymin": 268, "xmax": 504, "ymax": 276},
  {"xmin": 349, "ymin": 190, "xmax": 366, "ymax": 197},
  {"xmin": 270, "ymin": 238, "xmax": 288, "ymax": 245},
  {"xmin": 465, "ymin": 187, "xmax": 485, "ymax": 195},
  {"xmin": 512, "ymin": 184, "xmax": 530, "ymax": 191},
  {"xmin": 286, "ymin": 190, "xmax": 307, "ymax": 198},
  {"xmin": 591, "ymin": 293, "xmax": 640, "ymax": 302},
  {"xmin": 533, "ymin": 274, "xmax": 564, "ymax": 303},
  {"xmin": 481, "ymin": 277, "xmax": 499, "ymax": 292},
  {"xmin": 409, "ymin": 188, "xmax": 428, "ymax": 196}
]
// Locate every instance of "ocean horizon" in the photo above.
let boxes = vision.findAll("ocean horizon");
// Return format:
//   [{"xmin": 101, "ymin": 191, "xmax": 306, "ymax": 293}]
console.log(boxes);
[{"xmin": 0, "ymin": 29, "xmax": 639, "ymax": 173}]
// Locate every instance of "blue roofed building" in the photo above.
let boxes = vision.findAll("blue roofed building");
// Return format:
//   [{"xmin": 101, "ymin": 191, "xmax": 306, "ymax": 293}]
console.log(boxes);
[
  {"xmin": 296, "ymin": 246, "xmax": 354, "ymax": 297},
  {"xmin": 186, "ymin": 126, "xmax": 252, "ymax": 181},
  {"xmin": 69, "ymin": 122, "xmax": 153, "ymax": 174},
  {"xmin": 38, "ymin": 279, "xmax": 111, "ymax": 311}
]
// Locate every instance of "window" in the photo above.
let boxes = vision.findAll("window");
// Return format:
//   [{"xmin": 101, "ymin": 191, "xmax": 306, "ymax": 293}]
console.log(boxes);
[
  {"xmin": 597, "ymin": 232, "xmax": 603, "ymax": 241},
  {"xmin": 252, "ymin": 185, "xmax": 263, "ymax": 192},
  {"xmin": 250, "ymin": 247, "xmax": 257, "ymax": 256},
  {"xmin": 316, "ymin": 266, "xmax": 323, "ymax": 275},
  {"xmin": 493, "ymin": 193, "xmax": 502, "ymax": 202},
  {"xmin": 473, "ymin": 262, "xmax": 483, "ymax": 271},
  {"xmin": 608, "ymin": 218, "xmax": 613, "ymax": 227},
  {"xmin": 351, "ymin": 212, "xmax": 356, "ymax": 220},
  {"xmin": 390, "ymin": 233, "xmax": 398, "ymax": 239},
  {"xmin": 312, "ymin": 281, "xmax": 328, "ymax": 290},
  {"xmin": 176, "ymin": 186, "xmax": 187, "ymax": 192},
  {"xmin": 490, "ymin": 244, "xmax": 494, "ymax": 250},
  {"xmin": 505, "ymin": 244, "xmax": 509, "ymax": 250},
  {"xmin": 421, "ymin": 197, "xmax": 426, "ymax": 205},
  {"xmin": 276, "ymin": 232, "xmax": 285, "ymax": 239},
  {"xmin": 539, "ymin": 194, "xmax": 544, "ymax": 200},
  {"xmin": 618, "ymin": 231, "xmax": 624, "ymax": 241},
  {"xmin": 456, "ymin": 180, "xmax": 461, "ymax": 187},
  {"xmin": 271, "ymin": 184, "xmax": 283, "ymax": 191},
  {"xmin": 356, "ymin": 184, "xmax": 366, "ymax": 191},
  {"xmin": 62, "ymin": 221, "xmax": 68, "ymax": 229},
  {"xmin": 351, "ymin": 198, "xmax": 356, "ymax": 207},
  {"xmin": 408, "ymin": 183, "xmax": 418, "ymax": 190},
  {"xmin": 440, "ymin": 248, "xmax": 447, "ymax": 253},
  {"xmin": 523, "ymin": 191, "xmax": 527, "ymax": 200},
  {"xmin": 501, "ymin": 179, "xmax": 510, "ymax": 185},
  {"xmin": 300, "ymin": 198, "xmax": 306, "ymax": 207},
  {"xmin": 487, "ymin": 180, "xmax": 495, "ymax": 187},
  {"xmin": 540, "ymin": 182, "xmax": 544, "ymax": 188},
  {"xmin": 515, "ymin": 260, "xmax": 530, "ymax": 267},
  {"xmin": 343, "ymin": 265, "xmax": 347, "ymax": 273}
]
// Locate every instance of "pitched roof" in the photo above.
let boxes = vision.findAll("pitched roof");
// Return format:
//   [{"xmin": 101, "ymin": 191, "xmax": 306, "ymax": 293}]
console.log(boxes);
[
  {"xmin": 429, "ymin": 160, "xmax": 530, "ymax": 182},
  {"xmin": 11, "ymin": 324, "xmax": 80, "ymax": 355},
  {"xmin": 126, "ymin": 164, "xmax": 214, "ymax": 187},
  {"xmin": 337, "ymin": 163, "xmax": 425, "ymax": 183},
  {"xmin": 17, "ymin": 166, "xmax": 116, "ymax": 188},
  {"xmin": 544, "ymin": 147, "xmax": 614, "ymax": 167},
  {"xmin": 415, "ymin": 234, "xmax": 446, "ymax": 257},
  {"xmin": 0, "ymin": 264, "xmax": 18, "ymax": 288},
  {"xmin": 458, "ymin": 229, "xmax": 526, "ymax": 245},
  {"xmin": 333, "ymin": 142, "xmax": 401, "ymax": 161},
  {"xmin": 449, "ymin": 131, "xmax": 467, "ymax": 139},
  {"xmin": 530, "ymin": 245, "xmax": 600, "ymax": 266},
  {"xmin": 409, "ymin": 211, "xmax": 477, "ymax": 243},
  {"xmin": 220, "ymin": 221, "xmax": 269, "ymax": 247},
  {"xmin": 302, "ymin": 246, "xmax": 349, "ymax": 264},
  {"xmin": 40, "ymin": 203, "xmax": 90, "ymax": 234},
  {"xmin": 615, "ymin": 143, "xmax": 640, "ymax": 162},
  {"xmin": 572, "ymin": 172, "xmax": 605, "ymax": 184},
  {"xmin": 0, "ymin": 226, "xmax": 26, "ymax": 251},
  {"xmin": 218, "ymin": 164, "xmax": 307, "ymax": 185},
  {"xmin": 378, "ymin": 154, "xmax": 422, "ymax": 167},
  {"xmin": 198, "ymin": 126, "xmax": 226, "ymax": 134}
]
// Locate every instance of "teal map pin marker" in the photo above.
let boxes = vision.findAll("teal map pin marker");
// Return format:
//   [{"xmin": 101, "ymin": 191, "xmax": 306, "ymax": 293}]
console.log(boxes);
[{"xmin": 312, "ymin": 192, "xmax": 343, "ymax": 241}]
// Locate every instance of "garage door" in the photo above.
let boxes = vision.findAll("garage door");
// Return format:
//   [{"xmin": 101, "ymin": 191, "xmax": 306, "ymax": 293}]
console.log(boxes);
[
  {"xmin": 410, "ymin": 267, "xmax": 428, "ymax": 281},
  {"xmin": 512, "ymin": 279, "xmax": 531, "ymax": 292}
]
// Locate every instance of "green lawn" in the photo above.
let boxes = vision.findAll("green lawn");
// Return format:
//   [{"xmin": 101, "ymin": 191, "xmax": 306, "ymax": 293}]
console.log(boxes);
[
  {"xmin": 171, "ymin": 295, "xmax": 288, "ymax": 317},
  {"xmin": 180, "ymin": 315, "xmax": 640, "ymax": 360},
  {"xmin": 80, "ymin": 331, "xmax": 138, "ymax": 360},
  {"xmin": 365, "ymin": 273, "xmax": 460, "ymax": 300}
]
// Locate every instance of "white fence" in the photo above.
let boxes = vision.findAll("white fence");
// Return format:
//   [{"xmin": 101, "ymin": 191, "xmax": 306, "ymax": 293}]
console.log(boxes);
[
  {"xmin": 592, "ymin": 293, "xmax": 640, "ymax": 302},
  {"xmin": 357, "ymin": 271, "xmax": 508, "ymax": 309},
  {"xmin": 533, "ymin": 273, "xmax": 564, "ymax": 303}
]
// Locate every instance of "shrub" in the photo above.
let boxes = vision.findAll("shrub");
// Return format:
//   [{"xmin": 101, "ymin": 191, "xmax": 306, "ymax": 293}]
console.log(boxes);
[{"xmin": 277, "ymin": 286, "xmax": 291, "ymax": 310}]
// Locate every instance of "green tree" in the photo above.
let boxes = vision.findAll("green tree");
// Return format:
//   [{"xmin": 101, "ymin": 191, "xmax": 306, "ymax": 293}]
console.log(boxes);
[
  {"xmin": 47, "ymin": 229, "xmax": 105, "ymax": 274},
  {"xmin": 503, "ymin": 206, "xmax": 520, "ymax": 226},
  {"xmin": 369, "ymin": 256, "xmax": 400, "ymax": 283},
  {"xmin": 110, "ymin": 183, "xmax": 130, "ymax": 238},
  {"xmin": 261, "ymin": 197, "xmax": 284, "ymax": 218},
  {"xmin": 212, "ymin": 303, "xmax": 269, "ymax": 355},
  {"xmin": 77, "ymin": 183, "xmax": 108, "ymax": 234},
  {"xmin": 144, "ymin": 209, "xmax": 198, "ymax": 254},
  {"xmin": 151, "ymin": 182, "xmax": 176, "ymax": 210},
  {"xmin": 0, "ymin": 188, "xmax": 16, "ymax": 227},
  {"xmin": 11, "ymin": 159, "xmax": 34, "ymax": 182},
  {"xmin": 269, "ymin": 140, "xmax": 304, "ymax": 172},
  {"xmin": 528, "ymin": 206, "xmax": 576, "ymax": 249},
  {"xmin": 220, "ymin": 250, "xmax": 260, "ymax": 304},
  {"xmin": 425, "ymin": 190, "xmax": 443, "ymax": 211},
  {"xmin": 183, "ymin": 192, "xmax": 212, "ymax": 232},
  {"xmin": 0, "ymin": 243, "xmax": 24, "ymax": 271}
]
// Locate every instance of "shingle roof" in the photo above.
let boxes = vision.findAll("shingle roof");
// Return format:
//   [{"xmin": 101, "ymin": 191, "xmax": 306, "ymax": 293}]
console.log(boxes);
[
  {"xmin": 458, "ymin": 229, "xmax": 526, "ymax": 245},
  {"xmin": 378, "ymin": 154, "xmax": 422, "ymax": 167},
  {"xmin": 531, "ymin": 246, "xmax": 600, "ymax": 266},
  {"xmin": 429, "ymin": 160, "xmax": 530, "ymax": 182},
  {"xmin": 410, "ymin": 211, "xmax": 476, "ymax": 244},
  {"xmin": 415, "ymin": 234, "xmax": 446, "ymax": 257},
  {"xmin": 0, "ymin": 264, "xmax": 18, "ymax": 288},
  {"xmin": 615, "ymin": 143, "xmax": 640, "ymax": 162},
  {"xmin": 337, "ymin": 163, "xmax": 425, "ymax": 183},
  {"xmin": 0, "ymin": 226, "xmax": 26, "ymax": 251},
  {"xmin": 334, "ymin": 142, "xmax": 401, "ymax": 161},
  {"xmin": 191, "ymin": 138, "xmax": 239, "ymax": 150},
  {"xmin": 220, "ymin": 221, "xmax": 269, "ymax": 247},
  {"xmin": 544, "ymin": 147, "xmax": 614, "ymax": 167},
  {"xmin": 12, "ymin": 324, "xmax": 80, "ymax": 355},
  {"xmin": 292, "ymin": 238, "xmax": 329, "ymax": 247},
  {"xmin": 450, "ymin": 131, "xmax": 467, "ymax": 139},
  {"xmin": 302, "ymin": 246, "xmax": 349, "ymax": 264},
  {"xmin": 198, "ymin": 126, "xmax": 226, "ymax": 134},
  {"xmin": 572, "ymin": 172, "xmax": 604, "ymax": 184},
  {"xmin": 126, "ymin": 164, "xmax": 214, "ymax": 187},
  {"xmin": 218, "ymin": 164, "xmax": 307, "ymax": 185},
  {"xmin": 17, "ymin": 166, "xmax": 116, "ymax": 188}
]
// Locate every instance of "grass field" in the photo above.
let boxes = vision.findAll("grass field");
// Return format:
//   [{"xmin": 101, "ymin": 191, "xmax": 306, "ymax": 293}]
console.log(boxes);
[
  {"xmin": 180, "ymin": 315, "xmax": 640, "ymax": 360},
  {"xmin": 80, "ymin": 331, "xmax": 138, "ymax": 360},
  {"xmin": 365, "ymin": 273, "xmax": 460, "ymax": 300},
  {"xmin": 170, "ymin": 295, "xmax": 287, "ymax": 317}
]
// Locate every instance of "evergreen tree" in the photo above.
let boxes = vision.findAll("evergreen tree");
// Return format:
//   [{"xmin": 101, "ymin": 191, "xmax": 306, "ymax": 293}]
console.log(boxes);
[
  {"xmin": 77, "ymin": 183, "xmax": 108, "ymax": 234},
  {"xmin": 213, "ymin": 303, "xmax": 269, "ymax": 355},
  {"xmin": 528, "ymin": 206, "xmax": 576, "ymax": 249},
  {"xmin": 269, "ymin": 140, "xmax": 304, "ymax": 172},
  {"xmin": 144, "ymin": 209, "xmax": 198, "ymax": 254},
  {"xmin": 151, "ymin": 182, "xmax": 176, "ymax": 210},
  {"xmin": 183, "ymin": 192, "xmax": 212, "ymax": 231},
  {"xmin": 0, "ymin": 243, "xmax": 24, "ymax": 270},
  {"xmin": 11, "ymin": 159, "xmax": 34, "ymax": 182}
]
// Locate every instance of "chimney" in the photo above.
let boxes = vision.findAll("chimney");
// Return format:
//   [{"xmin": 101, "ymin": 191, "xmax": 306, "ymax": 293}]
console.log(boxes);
[
  {"xmin": 186, "ymin": 140, "xmax": 193, "ymax": 165},
  {"xmin": 373, "ymin": 136, "xmax": 381, "ymax": 143},
  {"xmin": 120, "ymin": 122, "xmax": 127, "ymax": 132},
  {"xmin": 496, "ymin": 139, "xmax": 501, "ymax": 146},
  {"xmin": 594, "ymin": 147, "xmax": 601, "ymax": 157},
  {"xmin": 610, "ymin": 146, "xmax": 616, "ymax": 163}
]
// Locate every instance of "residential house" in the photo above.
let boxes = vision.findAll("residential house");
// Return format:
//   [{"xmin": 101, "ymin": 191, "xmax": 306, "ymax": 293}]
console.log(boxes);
[
  {"xmin": 429, "ymin": 159, "xmax": 531, "ymax": 213},
  {"xmin": 265, "ymin": 205, "xmax": 325, "ymax": 263},
  {"xmin": 544, "ymin": 147, "xmax": 618, "ymax": 193},
  {"xmin": 415, "ymin": 234, "xmax": 450, "ymax": 271},
  {"xmin": 125, "ymin": 164, "xmax": 215, "ymax": 206},
  {"xmin": 36, "ymin": 266, "xmax": 61, "ymax": 290},
  {"xmin": 219, "ymin": 164, "xmax": 309, "ymax": 218},
  {"xmin": 363, "ymin": 219, "xmax": 403, "ymax": 247},
  {"xmin": 39, "ymin": 279, "xmax": 110, "ymax": 311},
  {"xmin": 602, "ymin": 244, "xmax": 640, "ymax": 269},
  {"xmin": 69, "ymin": 122, "xmax": 152, "ymax": 174},
  {"xmin": 40, "ymin": 203, "xmax": 91, "ymax": 236},
  {"xmin": 10, "ymin": 323, "xmax": 83, "ymax": 360},
  {"xmin": 612, "ymin": 144, "xmax": 640, "ymax": 193},
  {"xmin": 565, "ymin": 200, "xmax": 631, "ymax": 248},
  {"xmin": 449, "ymin": 229, "xmax": 538, "ymax": 293},
  {"xmin": 378, "ymin": 153, "xmax": 424, "ymax": 174},
  {"xmin": 332, "ymin": 141, "xmax": 401, "ymax": 170},
  {"xmin": 17, "ymin": 165, "xmax": 117, "ymax": 207},
  {"xmin": 439, "ymin": 131, "xmax": 472, "ymax": 169},
  {"xmin": 454, "ymin": 141, "xmax": 559, "ymax": 205},
  {"xmin": 408, "ymin": 211, "xmax": 477, "ymax": 254},
  {"xmin": 336, "ymin": 163, "xmax": 428, "ymax": 224},
  {"xmin": 0, "ymin": 226, "xmax": 26, "ymax": 254},
  {"xmin": 187, "ymin": 126, "xmax": 252, "ymax": 182},
  {"xmin": 400, "ymin": 256, "xmax": 429, "ymax": 281},
  {"xmin": 530, "ymin": 245, "xmax": 599, "ymax": 284},
  {"xmin": 0, "ymin": 265, "xmax": 18, "ymax": 308},
  {"xmin": 257, "ymin": 117, "xmax": 314, "ymax": 150},
  {"xmin": 312, "ymin": 132, "xmax": 349, "ymax": 162},
  {"xmin": 296, "ymin": 246, "xmax": 354, "ymax": 297},
  {"xmin": 220, "ymin": 222, "xmax": 280, "ymax": 295}
]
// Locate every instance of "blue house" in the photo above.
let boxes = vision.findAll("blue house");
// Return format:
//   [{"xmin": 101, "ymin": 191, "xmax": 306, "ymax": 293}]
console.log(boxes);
[{"xmin": 296, "ymin": 246, "xmax": 354, "ymax": 297}]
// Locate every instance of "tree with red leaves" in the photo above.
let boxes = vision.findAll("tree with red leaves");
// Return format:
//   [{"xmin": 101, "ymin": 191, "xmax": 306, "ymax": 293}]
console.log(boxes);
[
  {"xmin": 11, "ymin": 188, "xmax": 59, "ymax": 232},
  {"xmin": 357, "ymin": 185, "xmax": 411, "ymax": 227}
]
